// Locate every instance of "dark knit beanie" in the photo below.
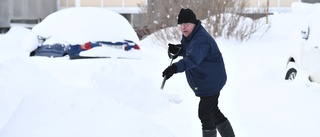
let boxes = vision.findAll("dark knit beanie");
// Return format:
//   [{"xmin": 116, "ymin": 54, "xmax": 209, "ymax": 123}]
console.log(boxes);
[{"xmin": 177, "ymin": 8, "xmax": 197, "ymax": 24}]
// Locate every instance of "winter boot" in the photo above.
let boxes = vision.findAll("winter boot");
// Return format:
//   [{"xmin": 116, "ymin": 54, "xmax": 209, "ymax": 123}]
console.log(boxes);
[
  {"xmin": 202, "ymin": 129, "xmax": 217, "ymax": 137},
  {"xmin": 216, "ymin": 120, "xmax": 235, "ymax": 137}
]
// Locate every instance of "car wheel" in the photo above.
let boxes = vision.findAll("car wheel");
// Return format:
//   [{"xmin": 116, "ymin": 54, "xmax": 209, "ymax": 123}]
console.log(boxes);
[
  {"xmin": 285, "ymin": 62, "xmax": 297, "ymax": 80},
  {"xmin": 285, "ymin": 68, "xmax": 297, "ymax": 80}
]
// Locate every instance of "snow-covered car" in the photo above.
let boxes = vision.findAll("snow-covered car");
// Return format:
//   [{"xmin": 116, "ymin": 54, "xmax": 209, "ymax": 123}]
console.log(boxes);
[
  {"xmin": 23, "ymin": 7, "xmax": 141, "ymax": 59},
  {"xmin": 285, "ymin": 4, "xmax": 320, "ymax": 83}
]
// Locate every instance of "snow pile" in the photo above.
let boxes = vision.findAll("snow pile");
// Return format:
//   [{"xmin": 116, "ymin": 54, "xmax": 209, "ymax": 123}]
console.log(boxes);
[
  {"xmin": 32, "ymin": 7, "xmax": 139, "ymax": 45},
  {"xmin": 22, "ymin": 7, "xmax": 142, "ymax": 59}
]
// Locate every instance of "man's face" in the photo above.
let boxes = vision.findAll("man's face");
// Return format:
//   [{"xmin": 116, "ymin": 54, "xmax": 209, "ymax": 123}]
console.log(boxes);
[{"xmin": 179, "ymin": 23, "xmax": 195, "ymax": 37}]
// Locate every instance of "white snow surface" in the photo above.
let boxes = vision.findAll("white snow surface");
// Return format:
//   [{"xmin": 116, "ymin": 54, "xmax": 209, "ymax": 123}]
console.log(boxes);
[
  {"xmin": 32, "ymin": 7, "xmax": 140, "ymax": 45},
  {"xmin": 0, "ymin": 4, "xmax": 320, "ymax": 137}
]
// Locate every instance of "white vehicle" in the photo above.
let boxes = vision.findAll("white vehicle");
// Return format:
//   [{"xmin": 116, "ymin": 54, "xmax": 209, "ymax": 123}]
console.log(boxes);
[{"xmin": 285, "ymin": 4, "xmax": 320, "ymax": 83}]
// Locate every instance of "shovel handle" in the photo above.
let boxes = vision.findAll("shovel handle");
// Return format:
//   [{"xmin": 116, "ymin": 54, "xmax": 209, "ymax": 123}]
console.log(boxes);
[
  {"xmin": 160, "ymin": 75, "xmax": 167, "ymax": 90},
  {"xmin": 160, "ymin": 59, "xmax": 174, "ymax": 90}
]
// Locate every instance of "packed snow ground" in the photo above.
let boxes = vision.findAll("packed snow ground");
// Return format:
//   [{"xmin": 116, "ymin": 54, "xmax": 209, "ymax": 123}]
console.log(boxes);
[{"xmin": 1, "ymin": 3, "xmax": 320, "ymax": 137}]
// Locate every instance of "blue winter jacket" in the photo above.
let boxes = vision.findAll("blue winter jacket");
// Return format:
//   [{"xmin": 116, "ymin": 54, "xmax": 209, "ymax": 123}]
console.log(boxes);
[{"xmin": 174, "ymin": 20, "xmax": 227, "ymax": 97}]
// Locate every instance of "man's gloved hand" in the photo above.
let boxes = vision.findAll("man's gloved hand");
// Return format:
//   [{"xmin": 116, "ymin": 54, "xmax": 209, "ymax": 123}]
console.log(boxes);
[
  {"xmin": 168, "ymin": 43, "xmax": 182, "ymax": 59},
  {"xmin": 162, "ymin": 64, "xmax": 177, "ymax": 80}
]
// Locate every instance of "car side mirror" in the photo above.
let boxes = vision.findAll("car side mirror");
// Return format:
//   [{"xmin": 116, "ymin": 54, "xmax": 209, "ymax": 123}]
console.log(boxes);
[{"xmin": 301, "ymin": 26, "xmax": 309, "ymax": 40}]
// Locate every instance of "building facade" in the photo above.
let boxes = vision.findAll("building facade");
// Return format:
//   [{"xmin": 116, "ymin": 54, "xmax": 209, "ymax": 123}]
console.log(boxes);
[
  {"xmin": 249, "ymin": 0, "xmax": 300, "ymax": 7},
  {"xmin": 247, "ymin": 0, "xmax": 320, "ymax": 12},
  {"xmin": 0, "ymin": 0, "xmax": 145, "ymax": 29},
  {"xmin": 58, "ymin": 0, "xmax": 143, "ymax": 13},
  {"xmin": 248, "ymin": 0, "xmax": 301, "ymax": 12},
  {"xmin": 301, "ymin": 0, "xmax": 320, "ymax": 3},
  {"xmin": 57, "ymin": 0, "xmax": 145, "ymax": 28},
  {"xmin": 0, "ymin": 0, "xmax": 57, "ymax": 28}
]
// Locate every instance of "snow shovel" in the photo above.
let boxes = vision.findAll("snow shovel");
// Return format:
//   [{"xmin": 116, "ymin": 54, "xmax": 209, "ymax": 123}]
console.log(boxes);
[{"xmin": 161, "ymin": 46, "xmax": 181, "ymax": 90}]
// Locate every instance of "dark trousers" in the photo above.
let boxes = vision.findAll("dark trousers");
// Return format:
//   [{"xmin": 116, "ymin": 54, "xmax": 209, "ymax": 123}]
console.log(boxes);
[{"xmin": 198, "ymin": 93, "xmax": 227, "ymax": 130}]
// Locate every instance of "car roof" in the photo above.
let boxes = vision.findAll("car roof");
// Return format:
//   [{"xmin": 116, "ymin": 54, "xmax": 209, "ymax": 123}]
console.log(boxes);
[{"xmin": 32, "ymin": 7, "xmax": 140, "ymax": 45}]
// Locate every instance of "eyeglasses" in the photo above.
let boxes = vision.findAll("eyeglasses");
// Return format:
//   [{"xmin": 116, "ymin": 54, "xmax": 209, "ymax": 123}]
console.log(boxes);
[{"xmin": 178, "ymin": 23, "xmax": 191, "ymax": 27}]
